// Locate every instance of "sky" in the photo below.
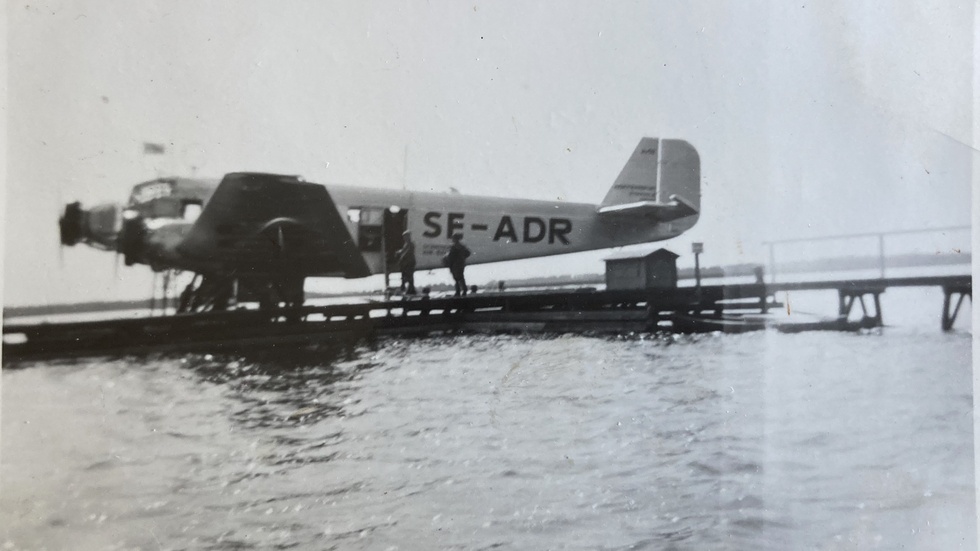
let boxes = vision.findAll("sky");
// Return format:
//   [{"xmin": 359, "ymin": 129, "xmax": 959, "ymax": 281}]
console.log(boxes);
[{"xmin": 3, "ymin": 1, "xmax": 976, "ymax": 306}]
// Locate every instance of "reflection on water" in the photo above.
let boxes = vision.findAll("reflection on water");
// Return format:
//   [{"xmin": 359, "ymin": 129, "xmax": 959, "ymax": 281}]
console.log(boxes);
[
  {"xmin": 186, "ymin": 345, "xmax": 373, "ymax": 432},
  {"xmin": 1, "ymin": 327, "xmax": 974, "ymax": 550}
]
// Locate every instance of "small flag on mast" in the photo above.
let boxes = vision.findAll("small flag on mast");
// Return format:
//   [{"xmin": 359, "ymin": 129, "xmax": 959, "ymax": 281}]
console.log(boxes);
[{"xmin": 143, "ymin": 142, "xmax": 166, "ymax": 155}]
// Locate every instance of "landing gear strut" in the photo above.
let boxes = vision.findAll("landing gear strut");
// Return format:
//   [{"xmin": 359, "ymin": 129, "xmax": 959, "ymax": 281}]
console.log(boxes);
[
  {"xmin": 176, "ymin": 274, "xmax": 234, "ymax": 313},
  {"xmin": 175, "ymin": 273, "xmax": 305, "ymax": 314}
]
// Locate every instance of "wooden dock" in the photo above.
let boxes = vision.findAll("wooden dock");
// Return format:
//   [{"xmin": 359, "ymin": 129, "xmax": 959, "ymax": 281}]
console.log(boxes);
[{"xmin": 2, "ymin": 275, "xmax": 970, "ymax": 361}]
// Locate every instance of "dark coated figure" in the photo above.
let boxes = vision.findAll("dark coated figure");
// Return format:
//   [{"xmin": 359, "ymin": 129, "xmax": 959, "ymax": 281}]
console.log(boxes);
[
  {"xmin": 445, "ymin": 234, "xmax": 471, "ymax": 296},
  {"xmin": 396, "ymin": 230, "xmax": 417, "ymax": 295}
]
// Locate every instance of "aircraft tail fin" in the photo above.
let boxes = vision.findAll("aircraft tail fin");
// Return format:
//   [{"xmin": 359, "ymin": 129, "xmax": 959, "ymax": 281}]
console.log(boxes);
[{"xmin": 599, "ymin": 138, "xmax": 700, "ymax": 222}]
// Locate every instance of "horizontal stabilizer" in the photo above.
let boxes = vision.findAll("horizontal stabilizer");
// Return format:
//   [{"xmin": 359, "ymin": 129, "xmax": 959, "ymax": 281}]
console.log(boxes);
[
  {"xmin": 597, "ymin": 193, "xmax": 698, "ymax": 222},
  {"xmin": 600, "ymin": 138, "xmax": 700, "ymax": 225}
]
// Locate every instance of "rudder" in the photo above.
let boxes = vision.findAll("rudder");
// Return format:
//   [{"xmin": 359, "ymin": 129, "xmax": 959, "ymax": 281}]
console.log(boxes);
[{"xmin": 601, "ymin": 138, "xmax": 700, "ymax": 213}]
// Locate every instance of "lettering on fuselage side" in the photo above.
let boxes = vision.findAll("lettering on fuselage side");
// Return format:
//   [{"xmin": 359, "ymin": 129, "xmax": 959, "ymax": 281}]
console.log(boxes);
[
  {"xmin": 421, "ymin": 243, "xmax": 451, "ymax": 256},
  {"xmin": 447, "ymin": 212, "xmax": 464, "ymax": 239},
  {"xmin": 493, "ymin": 216, "xmax": 518, "ymax": 242},
  {"xmin": 423, "ymin": 211, "xmax": 468, "ymax": 239},
  {"xmin": 493, "ymin": 215, "xmax": 572, "ymax": 245},
  {"xmin": 423, "ymin": 211, "xmax": 441, "ymax": 238},
  {"xmin": 549, "ymin": 218, "xmax": 571, "ymax": 244},
  {"xmin": 523, "ymin": 217, "xmax": 545, "ymax": 243},
  {"xmin": 424, "ymin": 211, "xmax": 572, "ymax": 245}
]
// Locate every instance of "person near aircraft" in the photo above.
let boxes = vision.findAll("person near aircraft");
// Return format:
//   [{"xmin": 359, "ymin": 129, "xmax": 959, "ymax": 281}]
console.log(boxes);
[
  {"xmin": 446, "ymin": 234, "xmax": 471, "ymax": 296},
  {"xmin": 396, "ymin": 230, "xmax": 417, "ymax": 295}
]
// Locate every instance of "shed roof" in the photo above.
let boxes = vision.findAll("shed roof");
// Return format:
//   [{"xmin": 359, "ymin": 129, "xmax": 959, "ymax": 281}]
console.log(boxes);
[{"xmin": 603, "ymin": 247, "xmax": 679, "ymax": 262}]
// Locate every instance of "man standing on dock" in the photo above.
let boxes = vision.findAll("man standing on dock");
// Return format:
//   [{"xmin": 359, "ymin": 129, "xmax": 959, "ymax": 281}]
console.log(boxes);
[
  {"xmin": 446, "ymin": 234, "xmax": 471, "ymax": 296},
  {"xmin": 396, "ymin": 230, "xmax": 417, "ymax": 295}
]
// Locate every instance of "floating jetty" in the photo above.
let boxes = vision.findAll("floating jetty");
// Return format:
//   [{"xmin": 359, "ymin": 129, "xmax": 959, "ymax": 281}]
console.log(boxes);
[
  {"xmin": 2, "ymin": 284, "xmax": 773, "ymax": 359},
  {"xmin": 2, "ymin": 274, "xmax": 970, "ymax": 360}
]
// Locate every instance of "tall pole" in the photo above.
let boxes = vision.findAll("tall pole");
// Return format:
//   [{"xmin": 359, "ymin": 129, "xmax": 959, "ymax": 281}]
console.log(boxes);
[
  {"xmin": 878, "ymin": 234, "xmax": 886, "ymax": 279},
  {"xmin": 692, "ymin": 242, "xmax": 703, "ymax": 294},
  {"xmin": 767, "ymin": 243, "xmax": 777, "ymax": 284},
  {"xmin": 382, "ymin": 211, "xmax": 390, "ymax": 291},
  {"xmin": 162, "ymin": 270, "xmax": 170, "ymax": 315},
  {"xmin": 149, "ymin": 272, "xmax": 157, "ymax": 316},
  {"xmin": 695, "ymin": 252, "xmax": 701, "ymax": 289}
]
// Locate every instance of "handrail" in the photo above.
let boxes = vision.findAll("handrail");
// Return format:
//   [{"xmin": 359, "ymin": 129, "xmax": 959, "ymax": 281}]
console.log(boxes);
[
  {"xmin": 764, "ymin": 226, "xmax": 971, "ymax": 282},
  {"xmin": 761, "ymin": 225, "xmax": 970, "ymax": 245}
]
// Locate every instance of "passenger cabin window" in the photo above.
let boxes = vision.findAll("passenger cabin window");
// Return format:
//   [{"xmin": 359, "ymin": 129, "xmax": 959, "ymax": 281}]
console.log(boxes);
[
  {"xmin": 182, "ymin": 202, "xmax": 203, "ymax": 222},
  {"xmin": 357, "ymin": 207, "xmax": 384, "ymax": 252},
  {"xmin": 360, "ymin": 208, "xmax": 384, "ymax": 226},
  {"xmin": 346, "ymin": 208, "xmax": 361, "ymax": 224}
]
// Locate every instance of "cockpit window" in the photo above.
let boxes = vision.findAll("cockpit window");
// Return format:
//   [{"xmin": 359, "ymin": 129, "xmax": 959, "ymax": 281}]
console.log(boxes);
[
  {"xmin": 129, "ymin": 180, "xmax": 174, "ymax": 205},
  {"xmin": 143, "ymin": 198, "xmax": 182, "ymax": 219}
]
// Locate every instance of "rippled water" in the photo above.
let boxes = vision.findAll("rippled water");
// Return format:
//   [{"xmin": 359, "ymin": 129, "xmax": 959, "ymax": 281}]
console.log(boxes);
[{"xmin": 2, "ymin": 324, "xmax": 974, "ymax": 550}]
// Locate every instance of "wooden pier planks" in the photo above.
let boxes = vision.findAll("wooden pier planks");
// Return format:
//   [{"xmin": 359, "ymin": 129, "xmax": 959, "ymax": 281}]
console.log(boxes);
[{"xmin": 3, "ymin": 275, "xmax": 970, "ymax": 360}]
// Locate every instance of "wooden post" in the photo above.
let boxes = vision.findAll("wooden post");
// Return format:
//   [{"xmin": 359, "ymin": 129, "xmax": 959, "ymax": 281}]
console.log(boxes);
[
  {"xmin": 162, "ymin": 270, "xmax": 171, "ymax": 315},
  {"xmin": 942, "ymin": 287, "xmax": 971, "ymax": 331},
  {"xmin": 872, "ymin": 293, "xmax": 883, "ymax": 326},
  {"xmin": 878, "ymin": 234, "xmax": 886, "ymax": 279},
  {"xmin": 692, "ymin": 242, "xmax": 703, "ymax": 291},
  {"xmin": 382, "ymin": 211, "xmax": 390, "ymax": 291},
  {"xmin": 768, "ymin": 243, "xmax": 777, "ymax": 284},
  {"xmin": 149, "ymin": 272, "xmax": 157, "ymax": 316}
]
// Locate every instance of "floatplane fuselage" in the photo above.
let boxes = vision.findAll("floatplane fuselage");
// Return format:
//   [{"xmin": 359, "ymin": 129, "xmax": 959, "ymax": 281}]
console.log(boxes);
[{"xmin": 59, "ymin": 138, "xmax": 700, "ymax": 310}]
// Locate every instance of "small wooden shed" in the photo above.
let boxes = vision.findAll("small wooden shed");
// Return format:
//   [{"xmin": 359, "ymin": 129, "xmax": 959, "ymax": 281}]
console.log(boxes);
[{"xmin": 604, "ymin": 248, "xmax": 679, "ymax": 290}]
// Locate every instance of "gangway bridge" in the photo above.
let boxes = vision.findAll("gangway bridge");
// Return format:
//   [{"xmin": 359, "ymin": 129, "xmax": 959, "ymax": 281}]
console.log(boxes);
[{"xmin": 762, "ymin": 225, "xmax": 971, "ymax": 331}]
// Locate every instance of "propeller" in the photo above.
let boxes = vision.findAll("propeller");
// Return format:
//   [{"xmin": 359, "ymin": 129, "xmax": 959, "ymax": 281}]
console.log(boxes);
[
  {"xmin": 57, "ymin": 201, "xmax": 84, "ymax": 269},
  {"xmin": 58, "ymin": 202, "xmax": 83, "ymax": 246}
]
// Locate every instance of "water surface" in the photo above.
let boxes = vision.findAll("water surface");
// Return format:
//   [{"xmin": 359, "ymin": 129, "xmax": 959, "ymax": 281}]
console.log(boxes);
[{"xmin": 2, "ymin": 322, "xmax": 974, "ymax": 549}]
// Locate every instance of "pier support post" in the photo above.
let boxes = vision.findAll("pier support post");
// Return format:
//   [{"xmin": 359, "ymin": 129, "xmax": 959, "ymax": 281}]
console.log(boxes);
[
  {"xmin": 838, "ymin": 288, "xmax": 884, "ymax": 328},
  {"xmin": 941, "ymin": 286, "xmax": 971, "ymax": 331}
]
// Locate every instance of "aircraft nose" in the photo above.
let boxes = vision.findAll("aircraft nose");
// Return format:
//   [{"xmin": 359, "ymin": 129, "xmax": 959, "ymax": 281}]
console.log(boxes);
[{"xmin": 58, "ymin": 201, "xmax": 122, "ymax": 250}]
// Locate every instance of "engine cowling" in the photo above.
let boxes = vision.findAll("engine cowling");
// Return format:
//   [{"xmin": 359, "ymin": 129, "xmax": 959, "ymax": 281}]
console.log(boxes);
[
  {"xmin": 119, "ymin": 212, "xmax": 147, "ymax": 266},
  {"xmin": 59, "ymin": 201, "xmax": 122, "ymax": 250}
]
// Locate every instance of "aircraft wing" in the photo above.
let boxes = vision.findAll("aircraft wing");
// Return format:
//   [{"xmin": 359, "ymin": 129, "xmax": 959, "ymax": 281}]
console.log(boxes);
[
  {"xmin": 596, "ymin": 194, "xmax": 699, "ymax": 222},
  {"xmin": 177, "ymin": 173, "xmax": 371, "ymax": 278}
]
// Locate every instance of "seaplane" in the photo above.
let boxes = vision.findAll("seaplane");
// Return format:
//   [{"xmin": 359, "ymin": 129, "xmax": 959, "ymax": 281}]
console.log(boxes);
[{"xmin": 58, "ymin": 138, "xmax": 700, "ymax": 311}]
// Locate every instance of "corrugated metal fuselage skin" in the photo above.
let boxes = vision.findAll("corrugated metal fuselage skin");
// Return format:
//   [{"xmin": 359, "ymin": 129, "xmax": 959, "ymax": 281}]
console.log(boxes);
[
  {"xmin": 324, "ymin": 184, "xmax": 698, "ymax": 276},
  {"xmin": 63, "ymin": 138, "xmax": 700, "ymax": 279},
  {"xmin": 134, "ymin": 180, "xmax": 696, "ymax": 278}
]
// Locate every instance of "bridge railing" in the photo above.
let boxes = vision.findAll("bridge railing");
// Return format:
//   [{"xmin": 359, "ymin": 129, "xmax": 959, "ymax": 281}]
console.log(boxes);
[{"xmin": 762, "ymin": 226, "xmax": 971, "ymax": 283}]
